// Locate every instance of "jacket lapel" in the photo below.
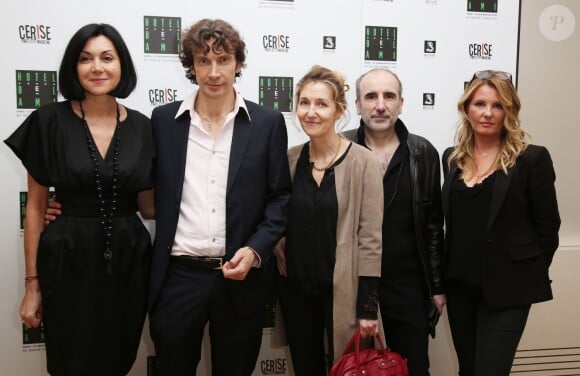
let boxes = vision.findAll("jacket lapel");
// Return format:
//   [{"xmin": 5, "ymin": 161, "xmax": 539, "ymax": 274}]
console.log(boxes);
[
  {"xmin": 442, "ymin": 164, "xmax": 459, "ymax": 219},
  {"xmin": 173, "ymin": 112, "xmax": 191, "ymax": 203},
  {"xmin": 227, "ymin": 108, "xmax": 252, "ymax": 194},
  {"xmin": 486, "ymin": 167, "xmax": 515, "ymax": 232}
]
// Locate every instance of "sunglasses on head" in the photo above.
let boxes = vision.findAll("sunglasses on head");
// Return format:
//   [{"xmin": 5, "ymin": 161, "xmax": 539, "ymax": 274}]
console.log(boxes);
[{"xmin": 471, "ymin": 70, "xmax": 513, "ymax": 83}]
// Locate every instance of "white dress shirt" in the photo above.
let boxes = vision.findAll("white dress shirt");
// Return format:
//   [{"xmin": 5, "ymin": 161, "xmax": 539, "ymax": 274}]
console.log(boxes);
[{"xmin": 171, "ymin": 89, "xmax": 249, "ymax": 257}]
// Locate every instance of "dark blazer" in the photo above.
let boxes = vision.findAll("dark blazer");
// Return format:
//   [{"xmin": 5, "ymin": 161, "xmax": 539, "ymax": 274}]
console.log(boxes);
[
  {"xmin": 442, "ymin": 145, "xmax": 560, "ymax": 307},
  {"xmin": 148, "ymin": 99, "xmax": 291, "ymax": 314}
]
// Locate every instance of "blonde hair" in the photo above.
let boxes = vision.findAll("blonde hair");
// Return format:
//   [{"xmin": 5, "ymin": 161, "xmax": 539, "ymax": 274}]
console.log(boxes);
[
  {"xmin": 294, "ymin": 65, "xmax": 350, "ymax": 130},
  {"xmin": 449, "ymin": 73, "xmax": 530, "ymax": 179}
]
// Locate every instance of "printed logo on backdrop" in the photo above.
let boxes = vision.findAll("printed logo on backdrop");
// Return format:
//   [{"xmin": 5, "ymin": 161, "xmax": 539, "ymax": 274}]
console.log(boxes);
[
  {"xmin": 20, "ymin": 191, "xmax": 54, "ymax": 233},
  {"xmin": 22, "ymin": 323, "xmax": 46, "ymax": 353},
  {"xmin": 323, "ymin": 36, "xmax": 336, "ymax": 52},
  {"xmin": 364, "ymin": 26, "xmax": 397, "ymax": 68},
  {"xmin": 263, "ymin": 294, "xmax": 276, "ymax": 330},
  {"xmin": 260, "ymin": 358, "xmax": 288, "ymax": 375},
  {"xmin": 144, "ymin": 16, "xmax": 181, "ymax": 62},
  {"xmin": 16, "ymin": 70, "xmax": 57, "ymax": 111},
  {"xmin": 148, "ymin": 88, "xmax": 178, "ymax": 106},
  {"xmin": 467, "ymin": 0, "xmax": 498, "ymax": 19},
  {"xmin": 424, "ymin": 40, "xmax": 436, "ymax": 57},
  {"xmin": 258, "ymin": 0, "xmax": 294, "ymax": 9},
  {"xmin": 426, "ymin": 0, "xmax": 438, "ymax": 4},
  {"xmin": 18, "ymin": 24, "xmax": 51, "ymax": 44},
  {"xmin": 467, "ymin": 0, "xmax": 498, "ymax": 13},
  {"xmin": 262, "ymin": 34, "xmax": 290, "ymax": 53},
  {"xmin": 469, "ymin": 42, "xmax": 493, "ymax": 60},
  {"xmin": 423, "ymin": 93, "xmax": 435, "ymax": 110},
  {"xmin": 259, "ymin": 77, "xmax": 293, "ymax": 113},
  {"xmin": 20, "ymin": 192, "xmax": 27, "ymax": 231}
]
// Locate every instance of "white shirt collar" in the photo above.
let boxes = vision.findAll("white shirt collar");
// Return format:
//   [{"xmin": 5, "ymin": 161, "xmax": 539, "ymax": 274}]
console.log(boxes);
[{"xmin": 174, "ymin": 87, "xmax": 251, "ymax": 122}]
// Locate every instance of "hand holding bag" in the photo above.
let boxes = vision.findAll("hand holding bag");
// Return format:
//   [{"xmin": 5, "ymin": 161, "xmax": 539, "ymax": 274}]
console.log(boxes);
[{"xmin": 329, "ymin": 331, "xmax": 409, "ymax": 376}]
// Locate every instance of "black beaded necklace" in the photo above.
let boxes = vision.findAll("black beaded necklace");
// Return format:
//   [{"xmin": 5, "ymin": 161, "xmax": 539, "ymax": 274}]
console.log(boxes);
[{"xmin": 79, "ymin": 100, "xmax": 120, "ymax": 275}]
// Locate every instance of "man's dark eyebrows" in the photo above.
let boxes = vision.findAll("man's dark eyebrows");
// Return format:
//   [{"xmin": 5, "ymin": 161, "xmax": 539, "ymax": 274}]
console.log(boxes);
[{"xmin": 364, "ymin": 90, "xmax": 396, "ymax": 97}]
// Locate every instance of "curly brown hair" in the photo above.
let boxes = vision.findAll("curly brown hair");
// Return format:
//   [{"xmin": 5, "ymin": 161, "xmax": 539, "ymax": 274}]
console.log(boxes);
[{"xmin": 180, "ymin": 19, "xmax": 247, "ymax": 84}]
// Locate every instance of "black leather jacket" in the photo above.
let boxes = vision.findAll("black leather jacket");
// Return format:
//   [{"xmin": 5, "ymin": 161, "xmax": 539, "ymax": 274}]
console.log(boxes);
[{"xmin": 343, "ymin": 119, "xmax": 444, "ymax": 295}]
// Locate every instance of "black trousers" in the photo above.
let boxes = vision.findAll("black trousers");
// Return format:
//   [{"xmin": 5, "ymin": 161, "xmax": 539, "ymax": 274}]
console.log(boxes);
[
  {"xmin": 149, "ymin": 261, "xmax": 264, "ymax": 376},
  {"xmin": 379, "ymin": 278, "xmax": 430, "ymax": 376},
  {"xmin": 278, "ymin": 278, "xmax": 334, "ymax": 376},
  {"xmin": 446, "ymin": 280, "xmax": 530, "ymax": 376}
]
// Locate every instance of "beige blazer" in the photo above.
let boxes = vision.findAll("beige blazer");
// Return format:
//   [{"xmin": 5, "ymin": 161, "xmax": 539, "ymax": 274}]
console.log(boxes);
[{"xmin": 287, "ymin": 140, "xmax": 384, "ymax": 362}]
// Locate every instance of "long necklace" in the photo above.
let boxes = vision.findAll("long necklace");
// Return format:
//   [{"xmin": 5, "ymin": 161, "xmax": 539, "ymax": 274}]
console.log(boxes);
[
  {"xmin": 79, "ymin": 100, "xmax": 120, "ymax": 275},
  {"xmin": 310, "ymin": 135, "xmax": 342, "ymax": 172}
]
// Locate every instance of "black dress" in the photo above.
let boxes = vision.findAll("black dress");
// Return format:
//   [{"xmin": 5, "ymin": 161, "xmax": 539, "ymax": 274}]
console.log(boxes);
[{"xmin": 4, "ymin": 101, "xmax": 154, "ymax": 376}]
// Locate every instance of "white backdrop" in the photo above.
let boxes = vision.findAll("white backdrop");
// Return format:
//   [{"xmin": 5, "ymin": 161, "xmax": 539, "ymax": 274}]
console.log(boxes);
[{"xmin": 1, "ymin": 1, "xmax": 520, "ymax": 375}]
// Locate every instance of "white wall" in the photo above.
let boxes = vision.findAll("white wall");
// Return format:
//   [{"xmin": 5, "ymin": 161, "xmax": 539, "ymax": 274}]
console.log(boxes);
[{"xmin": 511, "ymin": 1, "xmax": 580, "ymax": 375}]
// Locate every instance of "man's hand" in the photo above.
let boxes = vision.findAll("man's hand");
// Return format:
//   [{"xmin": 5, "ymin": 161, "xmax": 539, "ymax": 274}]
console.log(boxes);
[
  {"xmin": 432, "ymin": 294, "xmax": 447, "ymax": 314},
  {"xmin": 44, "ymin": 200, "xmax": 62, "ymax": 225},
  {"xmin": 222, "ymin": 247, "xmax": 257, "ymax": 281}
]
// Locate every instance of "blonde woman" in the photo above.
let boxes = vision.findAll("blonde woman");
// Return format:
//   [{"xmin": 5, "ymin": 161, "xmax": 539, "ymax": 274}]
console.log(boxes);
[
  {"xmin": 442, "ymin": 70, "xmax": 560, "ymax": 375},
  {"xmin": 274, "ymin": 65, "xmax": 383, "ymax": 374}
]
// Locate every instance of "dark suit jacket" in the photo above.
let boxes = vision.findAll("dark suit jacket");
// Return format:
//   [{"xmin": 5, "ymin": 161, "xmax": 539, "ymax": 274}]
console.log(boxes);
[
  {"xmin": 148, "ymin": 99, "xmax": 291, "ymax": 315},
  {"xmin": 442, "ymin": 145, "xmax": 560, "ymax": 307}
]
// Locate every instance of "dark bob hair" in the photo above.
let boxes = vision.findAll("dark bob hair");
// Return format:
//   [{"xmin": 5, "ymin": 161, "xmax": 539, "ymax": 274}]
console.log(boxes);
[
  {"xmin": 180, "ymin": 19, "xmax": 247, "ymax": 84},
  {"xmin": 59, "ymin": 23, "xmax": 137, "ymax": 100}
]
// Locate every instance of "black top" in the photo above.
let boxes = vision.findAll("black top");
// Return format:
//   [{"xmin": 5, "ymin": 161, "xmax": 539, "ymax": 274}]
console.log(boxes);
[
  {"xmin": 4, "ymin": 101, "xmax": 154, "ymax": 375},
  {"xmin": 4, "ymin": 101, "xmax": 154, "ymax": 215},
  {"xmin": 285, "ymin": 142, "xmax": 378, "ymax": 319},
  {"xmin": 381, "ymin": 138, "xmax": 421, "ymax": 283},
  {"xmin": 446, "ymin": 172, "xmax": 497, "ymax": 285}
]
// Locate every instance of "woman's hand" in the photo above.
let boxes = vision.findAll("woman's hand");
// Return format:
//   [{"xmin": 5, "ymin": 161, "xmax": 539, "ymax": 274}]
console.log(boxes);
[
  {"xmin": 20, "ymin": 280, "xmax": 42, "ymax": 328},
  {"xmin": 358, "ymin": 318, "xmax": 378, "ymax": 338}
]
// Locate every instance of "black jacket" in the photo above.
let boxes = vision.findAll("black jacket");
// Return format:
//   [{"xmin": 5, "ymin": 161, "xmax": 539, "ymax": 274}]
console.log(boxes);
[
  {"xmin": 442, "ymin": 145, "xmax": 560, "ymax": 307},
  {"xmin": 148, "ymin": 99, "xmax": 291, "ymax": 313},
  {"xmin": 343, "ymin": 119, "xmax": 444, "ymax": 296}
]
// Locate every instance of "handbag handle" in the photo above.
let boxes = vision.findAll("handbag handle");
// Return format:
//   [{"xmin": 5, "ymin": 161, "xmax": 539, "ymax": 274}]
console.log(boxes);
[{"xmin": 349, "ymin": 331, "xmax": 387, "ymax": 372}]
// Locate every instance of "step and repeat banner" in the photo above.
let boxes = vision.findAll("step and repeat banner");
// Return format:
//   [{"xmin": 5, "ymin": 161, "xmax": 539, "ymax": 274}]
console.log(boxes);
[{"xmin": 1, "ymin": 0, "xmax": 520, "ymax": 374}]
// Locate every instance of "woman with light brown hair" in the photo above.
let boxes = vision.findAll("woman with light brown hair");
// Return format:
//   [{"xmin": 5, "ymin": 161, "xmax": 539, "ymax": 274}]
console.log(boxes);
[
  {"xmin": 442, "ymin": 70, "xmax": 560, "ymax": 375},
  {"xmin": 274, "ymin": 65, "xmax": 383, "ymax": 374}
]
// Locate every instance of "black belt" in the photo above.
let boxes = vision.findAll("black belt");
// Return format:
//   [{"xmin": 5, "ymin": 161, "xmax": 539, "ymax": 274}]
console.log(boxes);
[{"xmin": 171, "ymin": 255, "xmax": 224, "ymax": 270}]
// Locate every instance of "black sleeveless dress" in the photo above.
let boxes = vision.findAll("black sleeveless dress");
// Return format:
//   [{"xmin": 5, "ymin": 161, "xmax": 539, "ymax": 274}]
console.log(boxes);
[{"xmin": 5, "ymin": 100, "xmax": 154, "ymax": 376}]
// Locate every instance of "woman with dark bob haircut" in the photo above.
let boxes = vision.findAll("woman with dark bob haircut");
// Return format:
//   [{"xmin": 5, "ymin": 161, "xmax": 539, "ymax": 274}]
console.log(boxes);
[
  {"xmin": 5, "ymin": 23, "xmax": 154, "ymax": 375},
  {"xmin": 59, "ymin": 23, "xmax": 137, "ymax": 99}
]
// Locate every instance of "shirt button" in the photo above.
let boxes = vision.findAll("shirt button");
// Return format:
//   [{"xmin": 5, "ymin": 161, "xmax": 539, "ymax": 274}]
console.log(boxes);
[
  {"xmin": 211, "ymin": 208, "xmax": 216, "ymax": 213},
  {"xmin": 211, "ymin": 179, "xmax": 215, "ymax": 184}
]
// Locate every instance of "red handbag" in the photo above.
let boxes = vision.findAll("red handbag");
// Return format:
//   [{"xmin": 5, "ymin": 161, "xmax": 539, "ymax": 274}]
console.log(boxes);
[{"xmin": 329, "ymin": 331, "xmax": 409, "ymax": 376}]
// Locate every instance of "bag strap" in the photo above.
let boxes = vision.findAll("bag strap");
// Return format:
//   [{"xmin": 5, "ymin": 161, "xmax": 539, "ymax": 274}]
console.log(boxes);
[
  {"xmin": 354, "ymin": 331, "xmax": 388, "ymax": 371},
  {"xmin": 341, "ymin": 331, "xmax": 360, "ymax": 356}
]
